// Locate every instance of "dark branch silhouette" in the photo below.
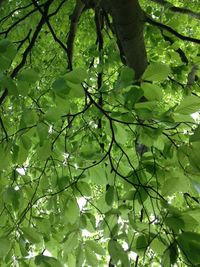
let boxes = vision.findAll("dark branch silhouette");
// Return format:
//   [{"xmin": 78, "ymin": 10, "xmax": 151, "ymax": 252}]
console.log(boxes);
[{"xmin": 146, "ymin": 16, "xmax": 200, "ymax": 44}]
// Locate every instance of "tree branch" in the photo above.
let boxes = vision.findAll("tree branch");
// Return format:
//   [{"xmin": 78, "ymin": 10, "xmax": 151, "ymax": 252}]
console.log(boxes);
[
  {"xmin": 66, "ymin": 0, "xmax": 85, "ymax": 70},
  {"xmin": 101, "ymin": 0, "xmax": 147, "ymax": 79},
  {"xmin": 187, "ymin": 64, "xmax": 198, "ymax": 87},
  {"xmin": 146, "ymin": 16, "xmax": 200, "ymax": 44},
  {"xmin": 0, "ymin": 117, "xmax": 8, "ymax": 141},
  {"xmin": 95, "ymin": 8, "xmax": 104, "ymax": 150},
  {"xmin": 14, "ymin": 29, "xmax": 32, "ymax": 51},
  {"xmin": 0, "ymin": 4, "xmax": 45, "ymax": 37},
  {"xmin": 160, "ymin": 31, "xmax": 188, "ymax": 64},
  {"xmin": 31, "ymin": 0, "xmax": 68, "ymax": 54},
  {"xmin": 149, "ymin": 0, "xmax": 200, "ymax": 20},
  {"xmin": 0, "ymin": 2, "xmax": 33, "ymax": 24},
  {"xmin": 0, "ymin": 0, "xmax": 54, "ymax": 106},
  {"xmin": 0, "ymin": 89, "xmax": 8, "ymax": 106},
  {"xmin": 11, "ymin": 0, "xmax": 53, "ymax": 79}
]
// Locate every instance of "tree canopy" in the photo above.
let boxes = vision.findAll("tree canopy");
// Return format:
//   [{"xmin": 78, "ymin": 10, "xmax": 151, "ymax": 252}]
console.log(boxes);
[{"xmin": 0, "ymin": 0, "xmax": 200, "ymax": 266}]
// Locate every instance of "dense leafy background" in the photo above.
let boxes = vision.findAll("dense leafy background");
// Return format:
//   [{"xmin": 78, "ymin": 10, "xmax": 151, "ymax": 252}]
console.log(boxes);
[{"xmin": 0, "ymin": 0, "xmax": 200, "ymax": 266}]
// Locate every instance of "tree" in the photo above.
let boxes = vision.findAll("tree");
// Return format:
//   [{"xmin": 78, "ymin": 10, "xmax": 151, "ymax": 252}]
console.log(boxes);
[{"xmin": 0, "ymin": 0, "xmax": 200, "ymax": 266}]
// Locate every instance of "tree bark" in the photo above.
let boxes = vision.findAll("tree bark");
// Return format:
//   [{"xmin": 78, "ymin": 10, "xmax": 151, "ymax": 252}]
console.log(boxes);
[
  {"xmin": 101, "ymin": 0, "xmax": 147, "ymax": 79},
  {"xmin": 0, "ymin": 0, "xmax": 5, "ymax": 6}
]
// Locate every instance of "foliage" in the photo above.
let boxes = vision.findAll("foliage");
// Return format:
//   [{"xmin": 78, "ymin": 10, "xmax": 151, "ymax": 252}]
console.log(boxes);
[{"xmin": 0, "ymin": 0, "xmax": 200, "ymax": 266}]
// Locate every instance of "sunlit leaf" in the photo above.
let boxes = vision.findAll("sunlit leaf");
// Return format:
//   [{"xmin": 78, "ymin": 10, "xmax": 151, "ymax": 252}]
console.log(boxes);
[
  {"xmin": 85, "ymin": 240, "xmax": 105, "ymax": 255},
  {"xmin": 21, "ymin": 227, "xmax": 42, "ymax": 244},
  {"xmin": 142, "ymin": 62, "xmax": 170, "ymax": 81},
  {"xmin": 176, "ymin": 95, "xmax": 200, "ymax": 115},
  {"xmin": 65, "ymin": 68, "xmax": 87, "ymax": 83},
  {"xmin": 65, "ymin": 198, "xmax": 80, "ymax": 224},
  {"xmin": 85, "ymin": 246, "xmax": 98, "ymax": 267}
]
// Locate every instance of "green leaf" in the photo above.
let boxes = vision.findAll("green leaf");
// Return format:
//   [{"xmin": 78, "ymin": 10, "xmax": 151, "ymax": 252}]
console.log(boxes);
[
  {"xmin": 177, "ymin": 232, "xmax": 200, "ymax": 265},
  {"xmin": 0, "ymin": 39, "xmax": 17, "ymax": 68},
  {"xmin": 168, "ymin": 243, "xmax": 178, "ymax": 265},
  {"xmin": 123, "ymin": 86, "xmax": 144, "ymax": 109},
  {"xmin": 21, "ymin": 134, "xmax": 32, "ymax": 151},
  {"xmin": 120, "ymin": 66, "xmax": 135, "ymax": 83},
  {"xmin": 37, "ymin": 141, "xmax": 51, "ymax": 161},
  {"xmin": 108, "ymin": 240, "xmax": 129, "ymax": 266},
  {"xmin": 136, "ymin": 235, "xmax": 148, "ymax": 251},
  {"xmin": 18, "ymin": 238, "xmax": 28, "ymax": 257},
  {"xmin": 190, "ymin": 125, "xmax": 200, "ymax": 142},
  {"xmin": 80, "ymin": 144, "xmax": 101, "ymax": 161},
  {"xmin": 3, "ymin": 187, "xmax": 20, "ymax": 210},
  {"xmin": 0, "ymin": 145, "xmax": 11, "ymax": 170},
  {"xmin": 87, "ymin": 165, "xmax": 107, "ymax": 185},
  {"xmin": 44, "ymin": 107, "xmax": 62, "ymax": 123},
  {"xmin": 17, "ymin": 141, "xmax": 29, "ymax": 164},
  {"xmin": 37, "ymin": 123, "xmax": 49, "ymax": 146},
  {"xmin": 63, "ymin": 232, "xmax": 79, "ymax": 253},
  {"xmin": 85, "ymin": 213, "xmax": 96, "ymax": 232},
  {"xmin": 141, "ymin": 83, "xmax": 163, "ymax": 101},
  {"xmin": 85, "ymin": 246, "xmax": 98, "ymax": 267},
  {"xmin": 35, "ymin": 255, "xmax": 63, "ymax": 267},
  {"xmin": 165, "ymin": 215, "xmax": 184, "ymax": 232},
  {"xmin": 0, "ymin": 54, "xmax": 11, "ymax": 71},
  {"xmin": 65, "ymin": 198, "xmax": 80, "ymax": 224},
  {"xmin": 96, "ymin": 193, "xmax": 111, "ymax": 213},
  {"xmin": 134, "ymin": 187, "xmax": 149, "ymax": 204},
  {"xmin": 52, "ymin": 77, "xmax": 70, "ymax": 96},
  {"xmin": 142, "ymin": 62, "xmax": 170, "ymax": 81},
  {"xmin": 108, "ymin": 240, "xmax": 120, "ymax": 264},
  {"xmin": 65, "ymin": 68, "xmax": 87, "ymax": 83},
  {"xmin": 16, "ymin": 81, "xmax": 30, "ymax": 96},
  {"xmin": 21, "ymin": 109, "xmax": 37, "ymax": 126},
  {"xmin": 0, "ymin": 39, "xmax": 17, "ymax": 60},
  {"xmin": 0, "ymin": 39, "xmax": 12, "ymax": 53},
  {"xmin": 105, "ymin": 186, "xmax": 114, "ymax": 206},
  {"xmin": 135, "ymin": 101, "xmax": 157, "ymax": 111},
  {"xmin": 176, "ymin": 95, "xmax": 200, "ymax": 115},
  {"xmin": 35, "ymin": 217, "xmax": 51, "ymax": 236},
  {"xmin": 76, "ymin": 245, "xmax": 84, "ymax": 267},
  {"xmin": 161, "ymin": 248, "xmax": 170, "ymax": 267},
  {"xmin": 67, "ymin": 254, "xmax": 76, "ymax": 267},
  {"xmin": 76, "ymin": 181, "xmax": 92, "ymax": 197},
  {"xmin": 150, "ymin": 238, "xmax": 167, "ymax": 255},
  {"xmin": 57, "ymin": 176, "xmax": 69, "ymax": 190},
  {"xmin": 161, "ymin": 176, "xmax": 188, "ymax": 196},
  {"xmin": 1, "ymin": 76, "xmax": 17, "ymax": 95},
  {"xmin": 181, "ymin": 214, "xmax": 199, "ymax": 231},
  {"xmin": 18, "ymin": 69, "xmax": 39, "ymax": 83},
  {"xmin": 85, "ymin": 240, "xmax": 105, "ymax": 255},
  {"xmin": 114, "ymin": 122, "xmax": 129, "ymax": 144},
  {"xmin": 188, "ymin": 142, "xmax": 200, "ymax": 171},
  {"xmin": 172, "ymin": 113, "xmax": 194, "ymax": 123},
  {"xmin": 120, "ymin": 251, "xmax": 129, "ymax": 267},
  {"xmin": 67, "ymin": 81, "xmax": 85, "ymax": 98},
  {"xmin": 21, "ymin": 227, "xmax": 42, "ymax": 244},
  {"xmin": 0, "ymin": 237, "xmax": 11, "ymax": 258}
]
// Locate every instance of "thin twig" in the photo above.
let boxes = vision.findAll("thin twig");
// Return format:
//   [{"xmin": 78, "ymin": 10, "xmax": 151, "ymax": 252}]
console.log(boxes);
[{"xmin": 146, "ymin": 16, "xmax": 200, "ymax": 44}]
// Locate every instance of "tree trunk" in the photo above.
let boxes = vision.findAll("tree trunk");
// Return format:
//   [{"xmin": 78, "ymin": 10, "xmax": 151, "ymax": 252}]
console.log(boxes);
[{"xmin": 101, "ymin": 0, "xmax": 147, "ymax": 79}]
